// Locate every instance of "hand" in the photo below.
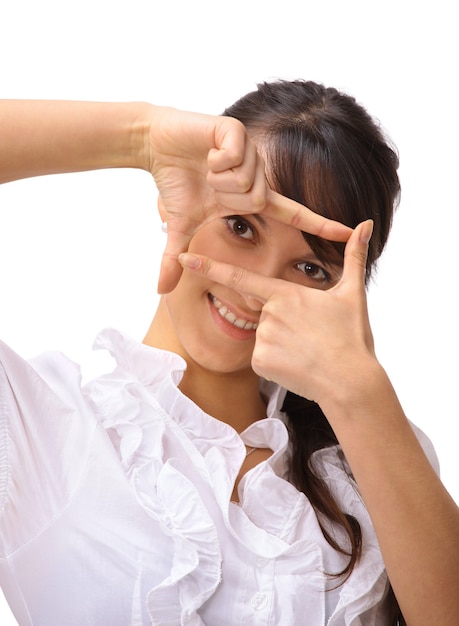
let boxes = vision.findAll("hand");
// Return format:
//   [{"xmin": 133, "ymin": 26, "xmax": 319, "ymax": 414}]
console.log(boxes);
[
  {"xmin": 177, "ymin": 220, "xmax": 375, "ymax": 409},
  {"xmin": 146, "ymin": 107, "xmax": 352, "ymax": 293},
  {"xmin": 180, "ymin": 218, "xmax": 459, "ymax": 626}
]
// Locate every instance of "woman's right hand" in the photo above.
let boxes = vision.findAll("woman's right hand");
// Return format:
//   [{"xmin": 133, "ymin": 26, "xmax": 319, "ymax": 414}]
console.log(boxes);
[
  {"xmin": 146, "ymin": 107, "xmax": 268, "ymax": 293},
  {"xmin": 0, "ymin": 99, "xmax": 352, "ymax": 294},
  {"xmin": 145, "ymin": 106, "xmax": 352, "ymax": 293}
]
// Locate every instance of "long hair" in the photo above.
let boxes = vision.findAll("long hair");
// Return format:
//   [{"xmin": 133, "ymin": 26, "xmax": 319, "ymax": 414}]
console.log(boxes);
[{"xmin": 223, "ymin": 79, "xmax": 401, "ymax": 582}]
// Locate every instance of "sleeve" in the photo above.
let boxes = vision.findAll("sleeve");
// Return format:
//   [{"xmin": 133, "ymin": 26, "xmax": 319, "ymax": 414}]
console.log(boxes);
[
  {"xmin": 0, "ymin": 340, "xmax": 96, "ymax": 557},
  {"xmin": 409, "ymin": 419, "xmax": 441, "ymax": 476}
]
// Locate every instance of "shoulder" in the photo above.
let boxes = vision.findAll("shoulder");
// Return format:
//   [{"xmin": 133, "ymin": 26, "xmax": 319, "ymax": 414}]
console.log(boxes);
[
  {"xmin": 0, "ymin": 338, "xmax": 86, "ymax": 411},
  {"xmin": 0, "ymin": 339, "xmax": 98, "ymax": 554}
]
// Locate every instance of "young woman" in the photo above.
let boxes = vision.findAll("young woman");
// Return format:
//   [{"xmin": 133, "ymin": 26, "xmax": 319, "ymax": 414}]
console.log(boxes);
[{"xmin": 0, "ymin": 80, "xmax": 458, "ymax": 625}]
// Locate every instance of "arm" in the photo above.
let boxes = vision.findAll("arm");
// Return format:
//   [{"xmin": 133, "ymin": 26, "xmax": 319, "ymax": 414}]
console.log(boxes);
[
  {"xmin": 0, "ymin": 100, "xmax": 151, "ymax": 182},
  {"xmin": 177, "ymin": 224, "xmax": 459, "ymax": 625},
  {"xmin": 0, "ymin": 99, "xmax": 352, "ymax": 293},
  {"xmin": 325, "ymin": 358, "xmax": 459, "ymax": 625}
]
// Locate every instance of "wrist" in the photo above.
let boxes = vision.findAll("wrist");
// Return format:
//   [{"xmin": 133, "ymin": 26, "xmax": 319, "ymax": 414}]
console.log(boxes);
[
  {"xmin": 318, "ymin": 357, "xmax": 418, "ymax": 465},
  {"xmin": 318, "ymin": 356, "xmax": 396, "ymax": 424},
  {"xmin": 128, "ymin": 102, "xmax": 160, "ymax": 172}
]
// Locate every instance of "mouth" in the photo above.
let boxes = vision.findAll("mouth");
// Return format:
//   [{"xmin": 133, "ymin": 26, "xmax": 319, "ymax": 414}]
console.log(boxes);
[{"xmin": 209, "ymin": 294, "xmax": 258, "ymax": 331}]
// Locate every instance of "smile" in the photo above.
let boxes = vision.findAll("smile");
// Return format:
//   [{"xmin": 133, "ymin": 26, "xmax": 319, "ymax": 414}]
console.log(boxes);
[{"xmin": 209, "ymin": 295, "xmax": 258, "ymax": 330}]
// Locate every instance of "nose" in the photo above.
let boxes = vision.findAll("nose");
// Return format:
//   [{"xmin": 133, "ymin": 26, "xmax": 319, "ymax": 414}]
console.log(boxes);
[
  {"xmin": 237, "ymin": 253, "xmax": 286, "ymax": 312},
  {"xmin": 243, "ymin": 295, "xmax": 264, "ymax": 312}
]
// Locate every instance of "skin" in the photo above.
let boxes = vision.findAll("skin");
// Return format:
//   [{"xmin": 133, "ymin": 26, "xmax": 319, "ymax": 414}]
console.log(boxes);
[
  {"xmin": 177, "ymin": 221, "xmax": 459, "ymax": 625},
  {"xmin": 143, "ymin": 211, "xmax": 344, "ymax": 504},
  {"xmin": 1, "ymin": 98, "xmax": 458, "ymax": 624},
  {"xmin": 143, "ymin": 212, "xmax": 342, "ymax": 431},
  {"xmin": 0, "ymin": 99, "xmax": 351, "ymax": 292}
]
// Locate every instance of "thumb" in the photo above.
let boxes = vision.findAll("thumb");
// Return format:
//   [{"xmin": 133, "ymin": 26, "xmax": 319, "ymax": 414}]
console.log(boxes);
[
  {"xmin": 340, "ymin": 219, "xmax": 376, "ymax": 355},
  {"xmin": 157, "ymin": 249, "xmax": 183, "ymax": 294},
  {"xmin": 341, "ymin": 219, "xmax": 373, "ymax": 288},
  {"xmin": 157, "ymin": 228, "xmax": 194, "ymax": 293}
]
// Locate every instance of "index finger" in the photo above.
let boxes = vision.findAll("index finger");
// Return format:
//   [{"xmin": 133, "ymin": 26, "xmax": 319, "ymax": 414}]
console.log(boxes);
[
  {"xmin": 178, "ymin": 252, "xmax": 283, "ymax": 304},
  {"xmin": 264, "ymin": 188, "xmax": 352, "ymax": 242}
]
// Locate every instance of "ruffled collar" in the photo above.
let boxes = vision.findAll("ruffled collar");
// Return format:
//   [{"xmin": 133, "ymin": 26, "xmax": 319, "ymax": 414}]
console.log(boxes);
[
  {"xmin": 92, "ymin": 327, "xmax": 187, "ymax": 387},
  {"xmin": 91, "ymin": 327, "xmax": 287, "ymax": 445},
  {"xmin": 88, "ymin": 328, "xmax": 388, "ymax": 622}
]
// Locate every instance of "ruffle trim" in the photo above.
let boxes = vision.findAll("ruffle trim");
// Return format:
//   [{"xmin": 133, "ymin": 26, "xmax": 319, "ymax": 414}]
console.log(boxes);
[
  {"xmin": 86, "ymin": 329, "xmax": 391, "ymax": 621},
  {"xmin": 86, "ymin": 331, "xmax": 226, "ymax": 623},
  {"xmin": 135, "ymin": 459, "xmax": 222, "ymax": 625}
]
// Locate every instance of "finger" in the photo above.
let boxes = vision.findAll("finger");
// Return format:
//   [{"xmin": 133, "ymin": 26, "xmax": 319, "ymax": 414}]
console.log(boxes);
[
  {"xmin": 207, "ymin": 137, "xmax": 261, "ymax": 195},
  {"xmin": 212, "ymin": 153, "xmax": 268, "ymax": 213},
  {"xmin": 207, "ymin": 143, "xmax": 258, "ymax": 194},
  {"xmin": 177, "ymin": 252, "xmax": 283, "ymax": 303},
  {"xmin": 263, "ymin": 189, "xmax": 353, "ymax": 242},
  {"xmin": 158, "ymin": 254, "xmax": 183, "ymax": 294},
  {"xmin": 340, "ymin": 219, "xmax": 373, "ymax": 289},
  {"xmin": 338, "ymin": 220, "xmax": 375, "ymax": 354},
  {"xmin": 207, "ymin": 117, "xmax": 248, "ymax": 173},
  {"xmin": 157, "ymin": 229, "xmax": 194, "ymax": 293}
]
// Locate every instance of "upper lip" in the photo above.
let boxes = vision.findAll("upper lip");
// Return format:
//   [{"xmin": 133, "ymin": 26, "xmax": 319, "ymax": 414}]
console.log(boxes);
[{"xmin": 209, "ymin": 294, "xmax": 259, "ymax": 329}]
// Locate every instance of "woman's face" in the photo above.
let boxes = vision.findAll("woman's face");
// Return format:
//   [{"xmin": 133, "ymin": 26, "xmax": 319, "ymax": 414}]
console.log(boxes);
[{"xmin": 162, "ymin": 213, "xmax": 343, "ymax": 376}]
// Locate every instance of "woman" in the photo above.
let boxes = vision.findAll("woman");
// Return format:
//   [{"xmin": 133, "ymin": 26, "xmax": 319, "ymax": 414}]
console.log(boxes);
[{"xmin": 0, "ymin": 80, "xmax": 458, "ymax": 625}]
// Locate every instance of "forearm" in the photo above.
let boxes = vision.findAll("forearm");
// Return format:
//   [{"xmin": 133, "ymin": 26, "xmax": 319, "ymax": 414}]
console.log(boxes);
[
  {"xmin": 323, "ymin": 362, "xmax": 459, "ymax": 625},
  {"xmin": 0, "ymin": 100, "xmax": 154, "ymax": 184}
]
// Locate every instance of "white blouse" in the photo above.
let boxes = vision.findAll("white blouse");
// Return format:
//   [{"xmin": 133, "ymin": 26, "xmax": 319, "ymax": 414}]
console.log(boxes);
[{"xmin": 0, "ymin": 329, "xmax": 439, "ymax": 626}]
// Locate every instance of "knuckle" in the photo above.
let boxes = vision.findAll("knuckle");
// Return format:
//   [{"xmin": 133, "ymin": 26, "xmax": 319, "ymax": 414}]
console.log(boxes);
[
  {"xmin": 200, "ymin": 257, "xmax": 214, "ymax": 277},
  {"xmin": 227, "ymin": 265, "xmax": 245, "ymax": 288},
  {"xmin": 254, "ymin": 323, "xmax": 271, "ymax": 342},
  {"xmin": 251, "ymin": 344, "xmax": 272, "ymax": 377},
  {"xmin": 251, "ymin": 188, "xmax": 267, "ymax": 210},
  {"xmin": 233, "ymin": 169, "xmax": 252, "ymax": 192},
  {"xmin": 289, "ymin": 207, "xmax": 304, "ymax": 229},
  {"xmin": 251, "ymin": 349, "xmax": 264, "ymax": 373},
  {"xmin": 352, "ymin": 247, "xmax": 368, "ymax": 268}
]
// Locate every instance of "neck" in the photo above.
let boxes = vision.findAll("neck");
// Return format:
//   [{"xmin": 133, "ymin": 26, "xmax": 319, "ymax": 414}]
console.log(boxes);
[
  {"xmin": 178, "ymin": 365, "xmax": 267, "ymax": 433},
  {"xmin": 143, "ymin": 300, "xmax": 267, "ymax": 432}
]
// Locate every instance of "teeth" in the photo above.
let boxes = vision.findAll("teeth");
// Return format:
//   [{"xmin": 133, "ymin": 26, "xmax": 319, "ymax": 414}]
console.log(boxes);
[{"xmin": 210, "ymin": 295, "xmax": 258, "ymax": 331}]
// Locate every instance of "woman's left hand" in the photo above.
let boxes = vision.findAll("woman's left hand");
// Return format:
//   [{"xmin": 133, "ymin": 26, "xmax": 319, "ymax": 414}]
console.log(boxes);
[
  {"xmin": 178, "ymin": 220, "xmax": 376, "ymax": 410},
  {"xmin": 180, "ymin": 219, "xmax": 459, "ymax": 626},
  {"xmin": 180, "ymin": 217, "xmax": 459, "ymax": 626}
]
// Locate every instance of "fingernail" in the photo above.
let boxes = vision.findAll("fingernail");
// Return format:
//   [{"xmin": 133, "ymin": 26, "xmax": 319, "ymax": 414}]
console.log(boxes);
[
  {"xmin": 360, "ymin": 219, "xmax": 374, "ymax": 244},
  {"xmin": 178, "ymin": 253, "xmax": 201, "ymax": 269}
]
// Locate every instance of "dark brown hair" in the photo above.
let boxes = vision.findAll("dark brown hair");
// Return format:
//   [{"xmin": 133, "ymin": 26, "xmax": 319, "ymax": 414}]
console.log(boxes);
[{"xmin": 223, "ymin": 79, "xmax": 401, "ymax": 582}]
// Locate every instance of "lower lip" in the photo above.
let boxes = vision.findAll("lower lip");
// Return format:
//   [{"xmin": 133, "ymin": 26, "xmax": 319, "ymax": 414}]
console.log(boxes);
[{"xmin": 208, "ymin": 295, "xmax": 257, "ymax": 341}]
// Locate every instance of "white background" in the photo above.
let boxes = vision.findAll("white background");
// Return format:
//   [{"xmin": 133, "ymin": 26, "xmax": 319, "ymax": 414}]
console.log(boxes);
[{"xmin": 1, "ymin": 0, "xmax": 457, "ymax": 622}]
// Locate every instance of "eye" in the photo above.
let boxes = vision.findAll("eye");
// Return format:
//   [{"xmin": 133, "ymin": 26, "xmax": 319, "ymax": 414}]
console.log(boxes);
[
  {"xmin": 224, "ymin": 216, "xmax": 255, "ymax": 241},
  {"xmin": 295, "ymin": 261, "xmax": 331, "ymax": 284}
]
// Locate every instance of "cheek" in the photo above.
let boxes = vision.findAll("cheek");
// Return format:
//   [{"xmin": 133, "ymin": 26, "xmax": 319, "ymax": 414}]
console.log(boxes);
[
  {"xmin": 166, "ymin": 271, "xmax": 204, "ymax": 317},
  {"xmin": 189, "ymin": 236, "xmax": 257, "ymax": 275},
  {"xmin": 188, "ymin": 233, "xmax": 224, "ymax": 260},
  {"xmin": 188, "ymin": 223, "xmax": 248, "ymax": 266}
]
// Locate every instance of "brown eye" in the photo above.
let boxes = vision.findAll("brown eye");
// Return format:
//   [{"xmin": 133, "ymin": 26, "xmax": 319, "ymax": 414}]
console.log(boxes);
[
  {"xmin": 296, "ymin": 261, "xmax": 330, "ymax": 283},
  {"xmin": 225, "ymin": 216, "xmax": 255, "ymax": 240}
]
